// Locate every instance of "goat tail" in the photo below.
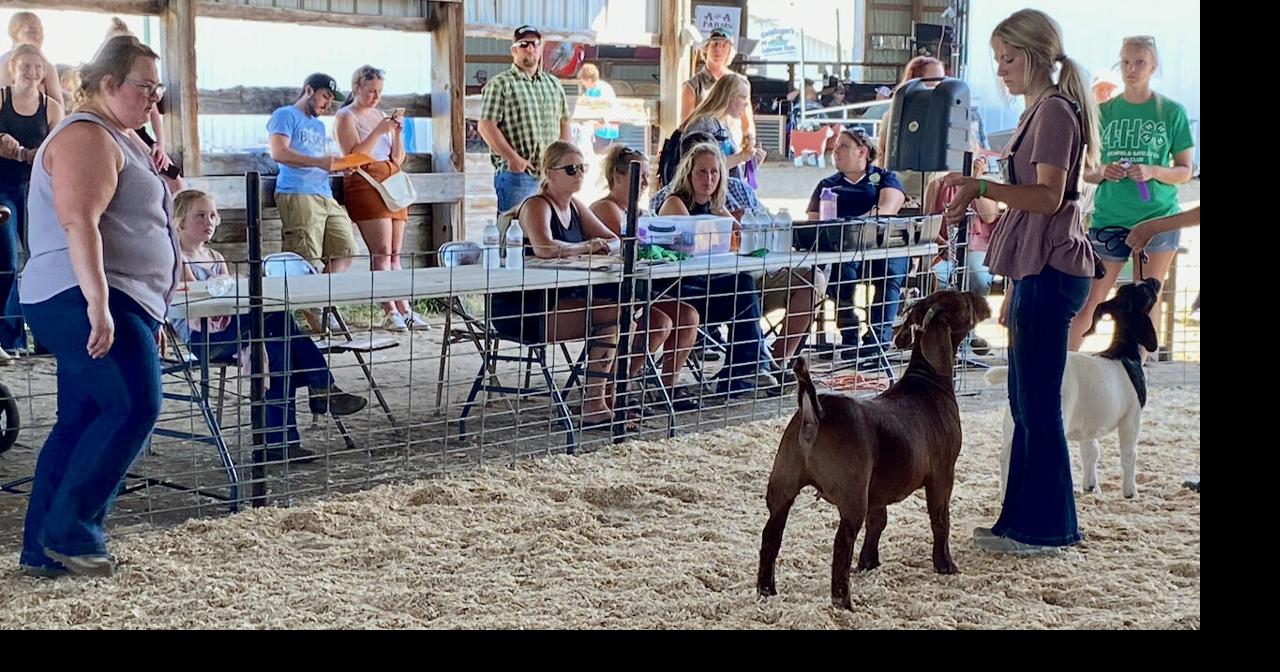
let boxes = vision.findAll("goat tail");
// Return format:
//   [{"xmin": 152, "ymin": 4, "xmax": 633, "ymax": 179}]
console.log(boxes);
[
  {"xmin": 984, "ymin": 366, "xmax": 1009, "ymax": 386},
  {"xmin": 793, "ymin": 357, "xmax": 822, "ymax": 449},
  {"xmin": 793, "ymin": 357, "xmax": 823, "ymax": 421}
]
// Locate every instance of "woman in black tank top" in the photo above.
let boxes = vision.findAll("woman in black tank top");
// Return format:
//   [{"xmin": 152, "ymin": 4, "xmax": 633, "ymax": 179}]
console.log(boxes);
[
  {"xmin": 494, "ymin": 141, "xmax": 678, "ymax": 427},
  {"xmin": 657, "ymin": 143, "xmax": 732, "ymax": 218},
  {"xmin": 0, "ymin": 45, "xmax": 64, "ymax": 354}
]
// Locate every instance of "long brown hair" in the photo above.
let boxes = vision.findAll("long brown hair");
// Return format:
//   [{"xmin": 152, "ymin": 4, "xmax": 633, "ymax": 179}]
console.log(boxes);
[{"xmin": 668, "ymin": 143, "xmax": 727, "ymax": 213}]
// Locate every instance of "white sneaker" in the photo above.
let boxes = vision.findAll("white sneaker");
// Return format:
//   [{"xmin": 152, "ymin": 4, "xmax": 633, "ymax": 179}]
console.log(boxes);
[
  {"xmin": 0, "ymin": 348, "xmax": 12, "ymax": 366},
  {"xmin": 383, "ymin": 312, "xmax": 408, "ymax": 333},
  {"xmin": 404, "ymin": 310, "xmax": 432, "ymax": 331}
]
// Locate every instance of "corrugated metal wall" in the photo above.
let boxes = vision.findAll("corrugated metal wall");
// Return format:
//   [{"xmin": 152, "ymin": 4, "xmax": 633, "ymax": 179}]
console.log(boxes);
[
  {"xmin": 464, "ymin": 0, "xmax": 658, "ymax": 36},
  {"xmin": 864, "ymin": 0, "xmax": 948, "ymax": 84}
]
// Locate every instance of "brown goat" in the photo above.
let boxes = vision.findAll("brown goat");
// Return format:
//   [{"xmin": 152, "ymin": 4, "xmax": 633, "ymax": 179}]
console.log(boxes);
[{"xmin": 756, "ymin": 290, "xmax": 991, "ymax": 610}]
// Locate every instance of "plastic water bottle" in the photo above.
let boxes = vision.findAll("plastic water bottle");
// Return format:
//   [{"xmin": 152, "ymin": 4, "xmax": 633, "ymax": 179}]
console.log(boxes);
[
  {"xmin": 504, "ymin": 219, "xmax": 524, "ymax": 270},
  {"xmin": 738, "ymin": 209, "xmax": 759, "ymax": 255},
  {"xmin": 207, "ymin": 275, "xmax": 236, "ymax": 297},
  {"xmin": 772, "ymin": 208, "xmax": 794, "ymax": 253},
  {"xmin": 482, "ymin": 220, "xmax": 502, "ymax": 269},
  {"xmin": 819, "ymin": 187, "xmax": 838, "ymax": 220}
]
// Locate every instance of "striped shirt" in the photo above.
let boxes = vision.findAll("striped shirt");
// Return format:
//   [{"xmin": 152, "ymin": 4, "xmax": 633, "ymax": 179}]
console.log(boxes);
[{"xmin": 481, "ymin": 64, "xmax": 568, "ymax": 176}]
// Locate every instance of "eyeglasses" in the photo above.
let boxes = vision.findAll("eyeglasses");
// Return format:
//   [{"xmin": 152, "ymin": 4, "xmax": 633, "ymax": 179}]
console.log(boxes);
[
  {"xmin": 126, "ymin": 79, "xmax": 165, "ymax": 100},
  {"xmin": 514, "ymin": 40, "xmax": 540, "ymax": 50},
  {"xmin": 549, "ymin": 163, "xmax": 588, "ymax": 176}
]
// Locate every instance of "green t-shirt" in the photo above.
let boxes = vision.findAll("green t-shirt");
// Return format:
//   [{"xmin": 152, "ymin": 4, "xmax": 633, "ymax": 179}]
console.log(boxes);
[{"xmin": 1092, "ymin": 93, "xmax": 1195, "ymax": 229}]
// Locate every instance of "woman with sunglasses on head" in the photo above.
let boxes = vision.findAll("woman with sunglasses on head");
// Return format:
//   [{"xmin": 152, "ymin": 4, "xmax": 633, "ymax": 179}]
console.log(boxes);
[
  {"xmin": 1069, "ymin": 35, "xmax": 1195, "ymax": 354},
  {"xmin": 590, "ymin": 145, "xmax": 702, "ymax": 407},
  {"xmin": 335, "ymin": 65, "xmax": 425, "ymax": 333},
  {"xmin": 943, "ymin": 9, "xmax": 1101, "ymax": 555},
  {"xmin": 493, "ymin": 141, "xmax": 673, "ymax": 429}
]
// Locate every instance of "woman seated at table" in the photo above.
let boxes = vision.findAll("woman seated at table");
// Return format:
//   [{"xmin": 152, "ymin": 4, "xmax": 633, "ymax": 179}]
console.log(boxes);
[
  {"xmin": 171, "ymin": 190, "xmax": 368, "ymax": 463},
  {"xmin": 589, "ymin": 144, "xmax": 702, "ymax": 407},
  {"xmin": 659, "ymin": 143, "xmax": 824, "ymax": 386},
  {"xmin": 809, "ymin": 128, "xmax": 907, "ymax": 365},
  {"xmin": 492, "ymin": 142, "xmax": 675, "ymax": 427}
]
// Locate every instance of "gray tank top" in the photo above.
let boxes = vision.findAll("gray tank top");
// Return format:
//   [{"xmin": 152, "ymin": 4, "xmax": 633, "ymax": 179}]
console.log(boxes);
[
  {"xmin": 169, "ymin": 260, "xmax": 221, "ymax": 344},
  {"xmin": 21, "ymin": 111, "xmax": 180, "ymax": 322}
]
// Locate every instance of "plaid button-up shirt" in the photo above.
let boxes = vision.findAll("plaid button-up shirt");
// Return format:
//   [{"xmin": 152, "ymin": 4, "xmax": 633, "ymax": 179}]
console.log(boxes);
[{"xmin": 481, "ymin": 64, "xmax": 568, "ymax": 176}]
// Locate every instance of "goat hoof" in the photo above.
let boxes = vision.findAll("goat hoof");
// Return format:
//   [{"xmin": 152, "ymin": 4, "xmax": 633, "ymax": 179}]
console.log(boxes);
[
  {"xmin": 831, "ymin": 596, "xmax": 853, "ymax": 611},
  {"xmin": 757, "ymin": 584, "xmax": 777, "ymax": 597},
  {"xmin": 934, "ymin": 559, "xmax": 959, "ymax": 575},
  {"xmin": 856, "ymin": 559, "xmax": 880, "ymax": 572}
]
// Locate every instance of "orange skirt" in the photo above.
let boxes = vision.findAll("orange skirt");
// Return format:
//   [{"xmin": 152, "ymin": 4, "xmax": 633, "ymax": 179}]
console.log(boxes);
[{"xmin": 343, "ymin": 160, "xmax": 409, "ymax": 222}]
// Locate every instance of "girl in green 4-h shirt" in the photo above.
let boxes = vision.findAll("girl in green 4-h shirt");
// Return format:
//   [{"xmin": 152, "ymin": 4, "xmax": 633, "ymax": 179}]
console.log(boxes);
[{"xmin": 1070, "ymin": 35, "xmax": 1195, "ymax": 352}]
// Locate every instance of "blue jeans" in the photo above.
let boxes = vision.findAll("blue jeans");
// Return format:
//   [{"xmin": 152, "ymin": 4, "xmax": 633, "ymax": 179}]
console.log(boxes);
[
  {"xmin": 188, "ymin": 312, "xmax": 332, "ymax": 447},
  {"xmin": 669, "ymin": 273, "xmax": 766, "ymax": 390},
  {"xmin": 19, "ymin": 288, "xmax": 161, "ymax": 569},
  {"xmin": 0, "ymin": 179, "xmax": 29, "ymax": 351},
  {"xmin": 933, "ymin": 250, "xmax": 994, "ymax": 296},
  {"xmin": 828, "ymin": 257, "xmax": 910, "ymax": 348},
  {"xmin": 494, "ymin": 169, "xmax": 540, "ymax": 214},
  {"xmin": 994, "ymin": 266, "xmax": 1091, "ymax": 546}
]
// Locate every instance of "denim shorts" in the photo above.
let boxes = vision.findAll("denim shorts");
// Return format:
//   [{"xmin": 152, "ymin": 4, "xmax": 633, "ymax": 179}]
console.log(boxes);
[{"xmin": 1088, "ymin": 226, "xmax": 1181, "ymax": 262}]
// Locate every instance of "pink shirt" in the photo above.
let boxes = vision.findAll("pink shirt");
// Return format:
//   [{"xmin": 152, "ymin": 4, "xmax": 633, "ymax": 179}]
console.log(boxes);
[{"xmin": 984, "ymin": 96, "xmax": 1096, "ymax": 280}]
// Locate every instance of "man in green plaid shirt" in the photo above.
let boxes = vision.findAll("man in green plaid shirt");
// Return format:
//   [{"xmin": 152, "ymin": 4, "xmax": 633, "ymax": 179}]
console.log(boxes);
[{"xmin": 477, "ymin": 25, "xmax": 572, "ymax": 214}]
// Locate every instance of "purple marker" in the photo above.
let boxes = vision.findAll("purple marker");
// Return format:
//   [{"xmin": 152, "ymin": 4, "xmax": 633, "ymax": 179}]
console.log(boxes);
[{"xmin": 1119, "ymin": 160, "xmax": 1150, "ymax": 202}]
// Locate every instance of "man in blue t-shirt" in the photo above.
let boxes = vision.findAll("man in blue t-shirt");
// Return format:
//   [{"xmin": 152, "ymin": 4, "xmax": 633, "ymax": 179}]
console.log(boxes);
[{"xmin": 267, "ymin": 73, "xmax": 358, "ymax": 275}]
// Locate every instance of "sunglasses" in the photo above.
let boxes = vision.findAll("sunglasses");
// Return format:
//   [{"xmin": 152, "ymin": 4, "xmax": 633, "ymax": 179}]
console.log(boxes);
[
  {"xmin": 613, "ymin": 146, "xmax": 644, "ymax": 168},
  {"xmin": 514, "ymin": 40, "xmax": 541, "ymax": 50},
  {"xmin": 550, "ymin": 163, "xmax": 588, "ymax": 176},
  {"xmin": 1093, "ymin": 225, "xmax": 1150, "ymax": 264}
]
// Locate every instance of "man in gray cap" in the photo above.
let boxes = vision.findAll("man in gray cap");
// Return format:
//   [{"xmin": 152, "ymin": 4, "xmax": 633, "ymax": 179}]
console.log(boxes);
[{"xmin": 478, "ymin": 25, "xmax": 571, "ymax": 214}]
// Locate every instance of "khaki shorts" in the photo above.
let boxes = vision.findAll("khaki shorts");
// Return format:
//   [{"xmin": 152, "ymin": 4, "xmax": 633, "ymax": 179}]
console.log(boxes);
[
  {"xmin": 761, "ymin": 267, "xmax": 822, "ymax": 314},
  {"xmin": 276, "ymin": 193, "xmax": 360, "ymax": 268}
]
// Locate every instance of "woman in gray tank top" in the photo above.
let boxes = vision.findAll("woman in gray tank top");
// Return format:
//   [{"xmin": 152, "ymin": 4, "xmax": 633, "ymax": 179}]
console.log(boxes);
[{"xmin": 16, "ymin": 35, "xmax": 180, "ymax": 579}]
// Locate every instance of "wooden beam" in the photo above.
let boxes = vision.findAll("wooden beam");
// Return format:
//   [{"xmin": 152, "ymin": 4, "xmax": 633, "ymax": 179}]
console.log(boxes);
[
  {"xmin": 658, "ymin": 0, "xmax": 691, "ymax": 141},
  {"xmin": 198, "ymin": 86, "xmax": 431, "ymax": 116},
  {"xmin": 185, "ymin": 172, "xmax": 465, "ymax": 210},
  {"xmin": 199, "ymin": 152, "xmax": 436, "ymax": 176},
  {"xmin": 431, "ymin": 0, "xmax": 466, "ymax": 242},
  {"xmin": 194, "ymin": 1, "xmax": 434, "ymax": 33},
  {"xmin": 912, "ymin": 0, "xmax": 925, "ymax": 21},
  {"xmin": 162, "ymin": 0, "xmax": 201, "ymax": 176},
  {"xmin": 0, "ymin": 0, "xmax": 161, "ymax": 15}
]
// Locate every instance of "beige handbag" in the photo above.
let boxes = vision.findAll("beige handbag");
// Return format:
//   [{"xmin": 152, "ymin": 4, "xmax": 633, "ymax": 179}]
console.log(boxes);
[{"xmin": 355, "ymin": 164, "xmax": 417, "ymax": 211}]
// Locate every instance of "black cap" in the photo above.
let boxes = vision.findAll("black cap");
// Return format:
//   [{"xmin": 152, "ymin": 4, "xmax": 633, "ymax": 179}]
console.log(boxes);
[
  {"xmin": 707, "ymin": 28, "xmax": 733, "ymax": 42},
  {"xmin": 303, "ymin": 73, "xmax": 345, "ymax": 101},
  {"xmin": 513, "ymin": 25, "xmax": 542, "ymax": 41}
]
